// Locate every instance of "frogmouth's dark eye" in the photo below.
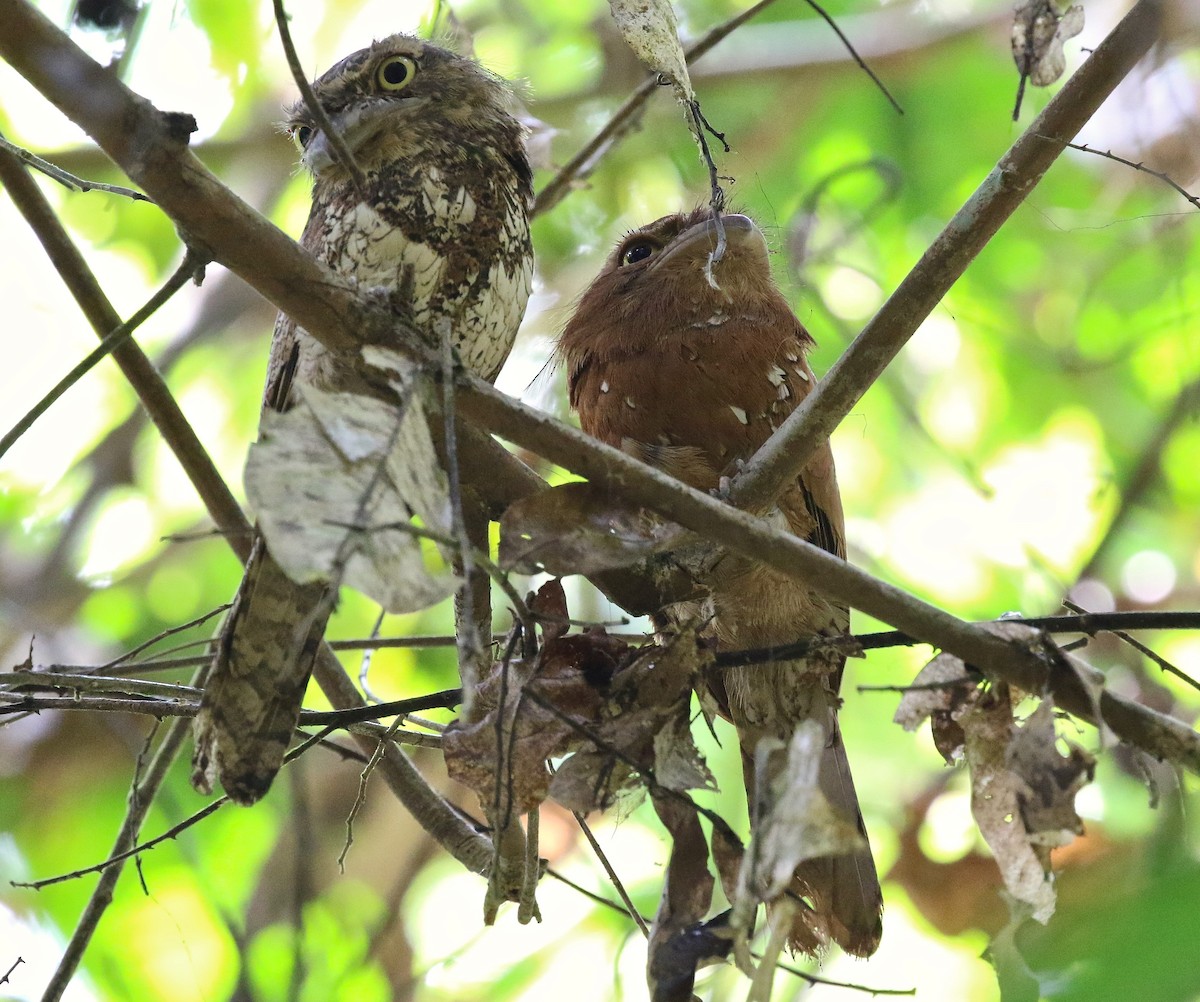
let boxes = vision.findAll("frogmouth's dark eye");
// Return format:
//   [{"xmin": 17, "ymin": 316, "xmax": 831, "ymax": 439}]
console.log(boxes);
[
  {"xmin": 376, "ymin": 55, "xmax": 417, "ymax": 91},
  {"xmin": 293, "ymin": 125, "xmax": 313, "ymax": 150},
  {"xmin": 620, "ymin": 240, "xmax": 656, "ymax": 266}
]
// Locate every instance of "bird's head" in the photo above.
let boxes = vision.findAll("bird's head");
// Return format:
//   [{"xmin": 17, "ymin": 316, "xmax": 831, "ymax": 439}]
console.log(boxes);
[
  {"xmin": 559, "ymin": 209, "xmax": 790, "ymax": 359},
  {"xmin": 284, "ymin": 34, "xmax": 521, "ymax": 182}
]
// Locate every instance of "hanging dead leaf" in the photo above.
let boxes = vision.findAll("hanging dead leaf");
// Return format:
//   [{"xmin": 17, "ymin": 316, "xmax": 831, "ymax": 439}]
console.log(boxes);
[
  {"xmin": 985, "ymin": 896, "xmax": 1043, "ymax": 1002},
  {"xmin": 606, "ymin": 0, "xmax": 727, "ymax": 218},
  {"xmin": 1011, "ymin": 0, "xmax": 1084, "ymax": 118},
  {"xmin": 444, "ymin": 632, "xmax": 627, "ymax": 815},
  {"xmin": 894, "ymin": 651, "xmax": 981, "ymax": 762},
  {"xmin": 608, "ymin": 0, "xmax": 693, "ymax": 102},
  {"xmin": 732, "ymin": 722, "xmax": 866, "ymax": 928},
  {"xmin": 1012, "ymin": 0, "xmax": 1084, "ymax": 85},
  {"xmin": 647, "ymin": 793, "xmax": 720, "ymax": 1002},
  {"xmin": 244, "ymin": 377, "xmax": 454, "ymax": 614},
  {"xmin": 446, "ymin": 626, "xmax": 709, "ymax": 818},
  {"xmin": 500, "ymin": 481, "xmax": 686, "ymax": 576},
  {"xmin": 961, "ymin": 686, "xmax": 1057, "ymax": 923},
  {"xmin": 1006, "ymin": 699, "xmax": 1094, "ymax": 850},
  {"xmin": 549, "ymin": 628, "xmax": 711, "ymax": 812}
]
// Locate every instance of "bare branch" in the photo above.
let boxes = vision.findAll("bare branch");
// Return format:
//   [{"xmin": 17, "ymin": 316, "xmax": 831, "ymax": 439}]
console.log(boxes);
[
  {"xmin": 39, "ymin": 702, "xmax": 196, "ymax": 1000},
  {"xmin": 798, "ymin": 0, "xmax": 902, "ymax": 114},
  {"xmin": 0, "ymin": 133, "xmax": 149, "ymax": 200},
  {"xmin": 0, "ymin": 137, "xmax": 253, "ymax": 559},
  {"xmin": 1077, "ymin": 378, "xmax": 1200, "ymax": 580},
  {"xmin": 459, "ymin": 379, "xmax": 1200, "ymax": 772}
]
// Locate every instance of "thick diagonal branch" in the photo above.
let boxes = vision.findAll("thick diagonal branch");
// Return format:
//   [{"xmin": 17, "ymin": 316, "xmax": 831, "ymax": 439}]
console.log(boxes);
[{"xmin": 728, "ymin": 0, "xmax": 1164, "ymax": 512}]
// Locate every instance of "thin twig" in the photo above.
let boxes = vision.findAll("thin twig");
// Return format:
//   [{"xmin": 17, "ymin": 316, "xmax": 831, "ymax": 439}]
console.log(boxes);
[
  {"xmin": 357, "ymin": 607, "xmax": 388, "ymax": 703},
  {"xmin": 545, "ymin": 867, "xmax": 646, "ymax": 919},
  {"xmin": 574, "ymin": 811, "xmax": 650, "ymax": 937},
  {"xmin": 0, "ymin": 115, "xmax": 254, "ymax": 562},
  {"xmin": 2, "ymin": 671, "xmax": 198, "ymax": 700},
  {"xmin": 13, "ymin": 725, "xmax": 338, "ymax": 892},
  {"xmin": 1077, "ymin": 379, "xmax": 1200, "ymax": 581},
  {"xmin": 0, "ymin": 133, "xmax": 150, "ymax": 200},
  {"xmin": 338, "ymin": 715, "xmax": 407, "ymax": 872},
  {"xmin": 0, "ymin": 249, "xmax": 205, "ymax": 460},
  {"xmin": 39, "ymin": 707, "xmax": 198, "ymax": 999},
  {"xmin": 440, "ymin": 320, "xmax": 490, "ymax": 711},
  {"xmin": 799, "ymin": 0, "xmax": 902, "ymax": 114},
  {"xmin": 763, "ymin": 953, "xmax": 915, "ymax": 996},
  {"xmin": 1062, "ymin": 600, "xmax": 1200, "ymax": 693},
  {"xmin": 0, "ymin": 957, "xmax": 25, "ymax": 985},
  {"xmin": 1062, "ymin": 141, "xmax": 1200, "ymax": 210},
  {"xmin": 99, "ymin": 605, "xmax": 229, "ymax": 671},
  {"xmin": 270, "ymin": 0, "xmax": 367, "ymax": 193}
]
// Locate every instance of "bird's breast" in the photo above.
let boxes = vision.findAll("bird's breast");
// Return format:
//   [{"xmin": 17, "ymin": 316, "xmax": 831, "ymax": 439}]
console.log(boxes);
[{"xmin": 307, "ymin": 169, "xmax": 532, "ymax": 381}]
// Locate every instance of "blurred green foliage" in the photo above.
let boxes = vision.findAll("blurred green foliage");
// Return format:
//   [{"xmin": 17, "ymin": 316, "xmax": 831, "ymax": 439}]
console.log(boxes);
[{"xmin": 1, "ymin": 0, "xmax": 1198, "ymax": 1000}]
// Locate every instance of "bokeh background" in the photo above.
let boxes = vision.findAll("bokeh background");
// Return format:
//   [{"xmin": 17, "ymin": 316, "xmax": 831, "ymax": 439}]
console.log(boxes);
[{"xmin": 2, "ymin": 0, "xmax": 1199, "ymax": 998}]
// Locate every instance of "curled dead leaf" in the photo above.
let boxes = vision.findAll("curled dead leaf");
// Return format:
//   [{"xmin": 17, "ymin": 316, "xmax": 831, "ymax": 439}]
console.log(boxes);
[
  {"xmin": 960, "ymin": 686, "xmax": 1094, "ymax": 924},
  {"xmin": 1012, "ymin": 0, "xmax": 1085, "ymax": 86},
  {"xmin": 894, "ymin": 651, "xmax": 981, "ymax": 763},
  {"xmin": 608, "ymin": 0, "xmax": 694, "ymax": 101},
  {"xmin": 732, "ymin": 722, "xmax": 866, "ymax": 935},
  {"xmin": 500, "ymin": 482, "xmax": 685, "ymax": 576},
  {"xmin": 245, "ymin": 379, "xmax": 454, "ymax": 614},
  {"xmin": 446, "ymin": 624, "xmax": 709, "ymax": 818},
  {"xmin": 647, "ymin": 793, "xmax": 721, "ymax": 1002},
  {"xmin": 1006, "ymin": 700, "xmax": 1094, "ymax": 850}
]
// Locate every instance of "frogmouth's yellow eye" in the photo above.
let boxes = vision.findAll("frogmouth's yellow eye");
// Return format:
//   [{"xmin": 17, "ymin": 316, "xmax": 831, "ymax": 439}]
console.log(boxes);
[
  {"xmin": 376, "ymin": 55, "xmax": 417, "ymax": 91},
  {"xmin": 620, "ymin": 239, "xmax": 656, "ymax": 266},
  {"xmin": 292, "ymin": 125, "xmax": 313, "ymax": 150}
]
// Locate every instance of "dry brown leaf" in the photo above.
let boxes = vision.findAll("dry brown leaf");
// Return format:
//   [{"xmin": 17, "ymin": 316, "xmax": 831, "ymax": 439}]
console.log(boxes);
[
  {"xmin": 1006, "ymin": 699, "xmax": 1094, "ymax": 851},
  {"xmin": 962, "ymin": 687, "xmax": 1057, "ymax": 923},
  {"xmin": 529, "ymin": 577, "xmax": 570, "ymax": 641},
  {"xmin": 550, "ymin": 630, "xmax": 709, "ymax": 812},
  {"xmin": 894, "ymin": 651, "xmax": 980, "ymax": 762},
  {"xmin": 444, "ymin": 635, "xmax": 621, "ymax": 815},
  {"xmin": 500, "ymin": 482, "xmax": 684, "ymax": 576},
  {"xmin": 446, "ymin": 627, "xmax": 707, "ymax": 818},
  {"xmin": 647, "ymin": 793, "xmax": 719, "ymax": 1002},
  {"xmin": 894, "ymin": 652, "xmax": 975, "ymax": 729},
  {"xmin": 1012, "ymin": 0, "xmax": 1085, "ymax": 86}
]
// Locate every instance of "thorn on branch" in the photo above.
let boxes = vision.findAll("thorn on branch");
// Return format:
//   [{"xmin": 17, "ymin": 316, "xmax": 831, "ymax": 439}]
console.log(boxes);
[{"xmin": 1062, "ymin": 140, "xmax": 1200, "ymax": 211}]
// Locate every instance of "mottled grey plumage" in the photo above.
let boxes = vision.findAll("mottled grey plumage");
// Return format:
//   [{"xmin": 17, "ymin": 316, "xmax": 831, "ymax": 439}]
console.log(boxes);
[{"xmin": 192, "ymin": 34, "xmax": 533, "ymax": 804}]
